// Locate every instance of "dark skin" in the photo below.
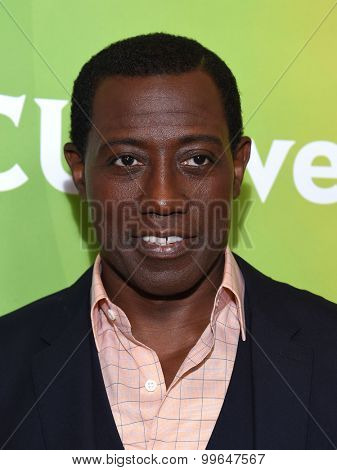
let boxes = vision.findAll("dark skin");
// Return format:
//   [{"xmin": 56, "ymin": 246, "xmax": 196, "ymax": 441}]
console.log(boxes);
[{"xmin": 65, "ymin": 69, "xmax": 251, "ymax": 388}]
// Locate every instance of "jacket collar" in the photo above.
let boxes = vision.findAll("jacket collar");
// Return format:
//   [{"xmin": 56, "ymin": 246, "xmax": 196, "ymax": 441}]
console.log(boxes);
[
  {"xmin": 33, "ymin": 265, "xmax": 123, "ymax": 449},
  {"xmin": 234, "ymin": 253, "xmax": 313, "ymax": 449}
]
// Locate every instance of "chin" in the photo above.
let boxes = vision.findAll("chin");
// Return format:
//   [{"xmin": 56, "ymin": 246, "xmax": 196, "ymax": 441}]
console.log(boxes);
[
  {"xmin": 128, "ymin": 269, "xmax": 205, "ymax": 299},
  {"xmin": 133, "ymin": 283, "xmax": 197, "ymax": 299}
]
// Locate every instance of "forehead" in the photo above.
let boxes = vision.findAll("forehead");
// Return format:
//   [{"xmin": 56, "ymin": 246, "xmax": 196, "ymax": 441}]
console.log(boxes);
[{"xmin": 90, "ymin": 70, "xmax": 228, "ymax": 140}]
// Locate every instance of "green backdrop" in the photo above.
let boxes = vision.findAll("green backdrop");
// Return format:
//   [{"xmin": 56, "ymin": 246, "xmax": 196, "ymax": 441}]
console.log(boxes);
[{"xmin": 1, "ymin": 0, "xmax": 336, "ymax": 316}]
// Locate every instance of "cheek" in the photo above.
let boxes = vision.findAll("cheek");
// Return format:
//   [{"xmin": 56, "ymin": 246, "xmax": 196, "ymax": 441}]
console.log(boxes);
[
  {"xmin": 88, "ymin": 198, "xmax": 140, "ymax": 253},
  {"xmin": 191, "ymin": 160, "xmax": 234, "ymax": 198},
  {"xmin": 84, "ymin": 172, "xmax": 121, "ymax": 250},
  {"xmin": 85, "ymin": 170, "xmax": 139, "ymax": 227},
  {"xmin": 192, "ymin": 172, "xmax": 233, "ymax": 249},
  {"xmin": 198, "ymin": 200, "xmax": 231, "ymax": 250}
]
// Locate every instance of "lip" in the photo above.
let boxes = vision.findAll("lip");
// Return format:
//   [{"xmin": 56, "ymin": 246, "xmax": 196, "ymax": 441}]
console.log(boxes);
[
  {"xmin": 131, "ymin": 235, "xmax": 198, "ymax": 259},
  {"xmin": 133, "ymin": 230, "xmax": 195, "ymax": 239}
]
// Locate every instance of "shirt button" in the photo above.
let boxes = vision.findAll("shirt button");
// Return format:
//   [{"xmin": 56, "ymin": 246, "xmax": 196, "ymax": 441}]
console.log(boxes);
[
  {"xmin": 107, "ymin": 308, "xmax": 116, "ymax": 321},
  {"xmin": 145, "ymin": 379, "xmax": 157, "ymax": 392}
]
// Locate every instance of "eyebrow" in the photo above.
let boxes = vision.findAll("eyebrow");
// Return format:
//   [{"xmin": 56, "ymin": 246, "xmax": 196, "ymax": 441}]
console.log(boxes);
[{"xmin": 99, "ymin": 134, "xmax": 224, "ymax": 152}]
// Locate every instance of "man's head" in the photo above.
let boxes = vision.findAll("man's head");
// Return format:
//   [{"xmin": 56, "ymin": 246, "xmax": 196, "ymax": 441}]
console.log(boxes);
[
  {"xmin": 65, "ymin": 32, "xmax": 251, "ymax": 298},
  {"xmin": 69, "ymin": 32, "xmax": 244, "ymax": 158}
]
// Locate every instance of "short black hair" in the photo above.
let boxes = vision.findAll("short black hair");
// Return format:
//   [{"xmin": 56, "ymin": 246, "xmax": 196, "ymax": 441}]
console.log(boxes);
[{"xmin": 70, "ymin": 32, "xmax": 243, "ymax": 158}]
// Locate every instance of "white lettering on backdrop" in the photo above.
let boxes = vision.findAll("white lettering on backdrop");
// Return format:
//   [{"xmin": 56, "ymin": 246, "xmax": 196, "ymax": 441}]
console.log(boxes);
[
  {"xmin": 0, "ymin": 94, "xmax": 28, "ymax": 191},
  {"xmin": 0, "ymin": 94, "xmax": 336, "ymax": 204}
]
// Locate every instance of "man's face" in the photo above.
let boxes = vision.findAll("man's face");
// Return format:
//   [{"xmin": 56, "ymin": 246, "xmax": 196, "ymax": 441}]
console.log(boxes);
[{"xmin": 65, "ymin": 70, "xmax": 250, "ymax": 297}]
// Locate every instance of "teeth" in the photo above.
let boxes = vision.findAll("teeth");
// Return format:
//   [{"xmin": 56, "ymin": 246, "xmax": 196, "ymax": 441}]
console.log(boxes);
[
  {"xmin": 167, "ymin": 236, "xmax": 183, "ymax": 243},
  {"xmin": 142, "ymin": 235, "xmax": 183, "ymax": 245}
]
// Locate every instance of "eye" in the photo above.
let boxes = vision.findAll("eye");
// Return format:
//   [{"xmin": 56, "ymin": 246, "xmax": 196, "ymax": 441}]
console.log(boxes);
[
  {"xmin": 181, "ymin": 154, "xmax": 213, "ymax": 167},
  {"xmin": 110, "ymin": 155, "xmax": 142, "ymax": 167}
]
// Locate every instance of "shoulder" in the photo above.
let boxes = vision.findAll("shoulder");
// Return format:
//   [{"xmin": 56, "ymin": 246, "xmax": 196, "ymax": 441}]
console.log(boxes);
[
  {"xmin": 0, "ymin": 266, "xmax": 93, "ymax": 353},
  {"xmin": 233, "ymin": 252, "xmax": 337, "ymax": 332}
]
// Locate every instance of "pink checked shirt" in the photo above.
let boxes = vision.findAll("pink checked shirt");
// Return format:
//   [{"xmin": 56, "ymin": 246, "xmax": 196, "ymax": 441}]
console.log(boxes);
[{"xmin": 90, "ymin": 246, "xmax": 246, "ymax": 450}]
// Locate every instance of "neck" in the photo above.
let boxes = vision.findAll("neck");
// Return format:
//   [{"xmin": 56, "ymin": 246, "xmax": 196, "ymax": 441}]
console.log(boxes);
[
  {"xmin": 100, "ymin": 251, "xmax": 226, "ymax": 388},
  {"xmin": 100, "ymin": 251, "xmax": 225, "ymax": 333}
]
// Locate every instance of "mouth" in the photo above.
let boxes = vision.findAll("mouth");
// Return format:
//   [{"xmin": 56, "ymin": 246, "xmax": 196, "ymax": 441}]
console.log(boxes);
[
  {"xmin": 140, "ymin": 235, "xmax": 184, "ymax": 245},
  {"xmin": 130, "ymin": 233, "xmax": 198, "ymax": 258}
]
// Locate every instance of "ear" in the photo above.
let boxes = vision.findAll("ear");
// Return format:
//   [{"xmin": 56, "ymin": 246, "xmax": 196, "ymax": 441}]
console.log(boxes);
[
  {"xmin": 64, "ymin": 143, "xmax": 86, "ymax": 199},
  {"xmin": 232, "ymin": 136, "xmax": 251, "ymax": 199}
]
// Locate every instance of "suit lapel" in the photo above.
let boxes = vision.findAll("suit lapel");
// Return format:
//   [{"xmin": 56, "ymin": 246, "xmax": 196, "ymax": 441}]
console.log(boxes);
[
  {"xmin": 32, "ymin": 267, "xmax": 123, "ymax": 450},
  {"xmin": 234, "ymin": 253, "xmax": 313, "ymax": 449},
  {"xmin": 90, "ymin": 333, "xmax": 124, "ymax": 449},
  {"xmin": 206, "ymin": 331, "xmax": 254, "ymax": 449},
  {"xmin": 250, "ymin": 312, "xmax": 313, "ymax": 449}
]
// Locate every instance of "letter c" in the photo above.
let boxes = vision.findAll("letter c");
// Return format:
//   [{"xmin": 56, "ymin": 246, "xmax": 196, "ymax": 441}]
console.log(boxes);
[{"xmin": 0, "ymin": 94, "xmax": 28, "ymax": 191}]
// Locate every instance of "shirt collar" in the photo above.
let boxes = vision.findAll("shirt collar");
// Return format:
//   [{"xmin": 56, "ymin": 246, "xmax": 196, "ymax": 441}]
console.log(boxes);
[
  {"xmin": 217, "ymin": 246, "xmax": 246, "ymax": 341},
  {"xmin": 90, "ymin": 245, "xmax": 246, "ymax": 343}
]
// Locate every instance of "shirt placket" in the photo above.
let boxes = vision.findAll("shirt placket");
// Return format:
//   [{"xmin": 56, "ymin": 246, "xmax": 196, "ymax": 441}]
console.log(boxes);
[{"xmin": 137, "ymin": 347, "xmax": 166, "ymax": 448}]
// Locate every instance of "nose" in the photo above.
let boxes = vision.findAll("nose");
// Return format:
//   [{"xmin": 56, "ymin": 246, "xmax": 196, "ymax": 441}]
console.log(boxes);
[{"xmin": 140, "ymin": 160, "xmax": 187, "ymax": 216}]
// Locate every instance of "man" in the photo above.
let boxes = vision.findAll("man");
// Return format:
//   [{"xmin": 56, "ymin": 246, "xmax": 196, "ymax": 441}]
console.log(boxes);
[{"xmin": 1, "ymin": 33, "xmax": 336, "ymax": 450}]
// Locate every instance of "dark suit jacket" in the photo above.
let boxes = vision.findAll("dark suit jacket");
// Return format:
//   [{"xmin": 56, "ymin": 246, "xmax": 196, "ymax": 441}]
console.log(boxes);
[{"xmin": 1, "ymin": 254, "xmax": 337, "ymax": 450}]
